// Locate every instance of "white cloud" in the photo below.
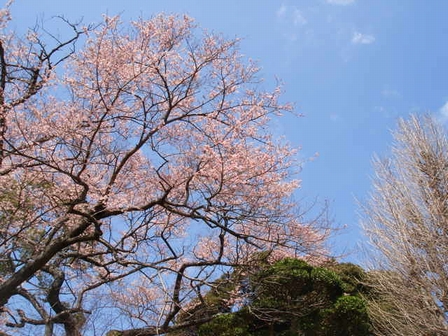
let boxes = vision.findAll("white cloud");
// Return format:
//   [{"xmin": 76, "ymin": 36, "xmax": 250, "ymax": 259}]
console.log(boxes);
[
  {"xmin": 329, "ymin": 113, "xmax": 340, "ymax": 121},
  {"xmin": 276, "ymin": 4, "xmax": 287, "ymax": 18},
  {"xmin": 293, "ymin": 8, "xmax": 307, "ymax": 26},
  {"xmin": 352, "ymin": 32, "xmax": 375, "ymax": 44},
  {"xmin": 439, "ymin": 101, "xmax": 448, "ymax": 119},
  {"xmin": 276, "ymin": 4, "xmax": 307, "ymax": 26},
  {"xmin": 326, "ymin": 0, "xmax": 355, "ymax": 5},
  {"xmin": 381, "ymin": 89, "xmax": 401, "ymax": 99}
]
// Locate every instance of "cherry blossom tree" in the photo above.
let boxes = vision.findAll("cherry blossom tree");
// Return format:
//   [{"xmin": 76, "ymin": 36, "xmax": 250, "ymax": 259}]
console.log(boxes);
[{"xmin": 0, "ymin": 4, "xmax": 329, "ymax": 335}]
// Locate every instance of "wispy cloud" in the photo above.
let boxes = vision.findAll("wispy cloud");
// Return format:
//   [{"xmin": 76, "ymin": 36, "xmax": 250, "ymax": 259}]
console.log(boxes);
[
  {"xmin": 276, "ymin": 4, "xmax": 287, "ymax": 18},
  {"xmin": 381, "ymin": 89, "xmax": 401, "ymax": 99},
  {"xmin": 293, "ymin": 8, "xmax": 307, "ymax": 26},
  {"xmin": 352, "ymin": 32, "xmax": 375, "ymax": 44},
  {"xmin": 276, "ymin": 4, "xmax": 307, "ymax": 26},
  {"xmin": 329, "ymin": 113, "xmax": 340, "ymax": 121},
  {"xmin": 326, "ymin": 0, "xmax": 355, "ymax": 5},
  {"xmin": 439, "ymin": 101, "xmax": 448, "ymax": 120}
]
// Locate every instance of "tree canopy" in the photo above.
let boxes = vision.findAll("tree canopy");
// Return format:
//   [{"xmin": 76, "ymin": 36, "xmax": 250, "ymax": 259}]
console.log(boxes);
[
  {"xmin": 171, "ymin": 258, "xmax": 372, "ymax": 336},
  {"xmin": 0, "ymin": 5, "xmax": 329, "ymax": 335},
  {"xmin": 362, "ymin": 115, "xmax": 448, "ymax": 335}
]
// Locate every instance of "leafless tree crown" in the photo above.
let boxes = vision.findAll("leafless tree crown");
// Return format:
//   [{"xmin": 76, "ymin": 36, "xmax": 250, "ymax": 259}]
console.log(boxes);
[{"xmin": 362, "ymin": 114, "xmax": 448, "ymax": 335}]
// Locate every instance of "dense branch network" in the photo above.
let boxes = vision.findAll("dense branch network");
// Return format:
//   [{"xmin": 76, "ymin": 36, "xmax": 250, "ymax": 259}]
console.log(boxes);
[
  {"xmin": 362, "ymin": 115, "xmax": 448, "ymax": 335},
  {"xmin": 0, "ymin": 7, "xmax": 329, "ymax": 336}
]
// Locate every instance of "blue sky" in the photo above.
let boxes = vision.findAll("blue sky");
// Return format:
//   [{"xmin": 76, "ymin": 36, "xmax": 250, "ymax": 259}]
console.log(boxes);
[{"xmin": 8, "ymin": 0, "xmax": 448, "ymax": 263}]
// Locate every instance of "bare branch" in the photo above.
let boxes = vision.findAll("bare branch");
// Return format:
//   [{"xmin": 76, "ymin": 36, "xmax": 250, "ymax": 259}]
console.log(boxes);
[{"xmin": 362, "ymin": 114, "xmax": 448, "ymax": 335}]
